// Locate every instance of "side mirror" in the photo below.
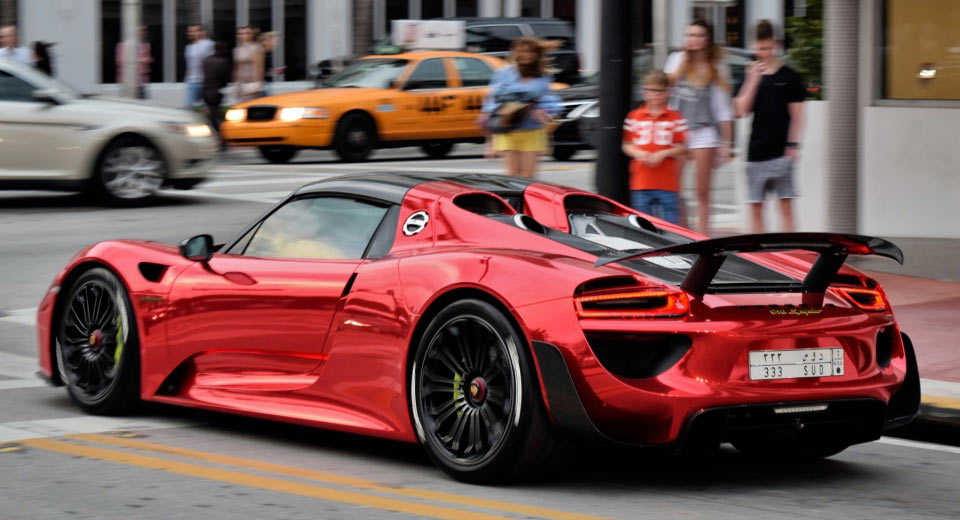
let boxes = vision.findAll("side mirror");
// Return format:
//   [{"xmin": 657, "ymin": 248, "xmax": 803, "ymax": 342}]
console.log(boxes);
[
  {"xmin": 179, "ymin": 234, "xmax": 214, "ymax": 263},
  {"xmin": 32, "ymin": 89, "xmax": 61, "ymax": 105}
]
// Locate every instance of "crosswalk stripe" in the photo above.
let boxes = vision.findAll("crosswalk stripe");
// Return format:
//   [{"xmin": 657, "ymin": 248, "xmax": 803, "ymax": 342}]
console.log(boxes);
[
  {"xmin": 160, "ymin": 190, "xmax": 285, "ymax": 204},
  {"xmin": 202, "ymin": 176, "xmax": 336, "ymax": 188},
  {"xmin": 0, "ymin": 350, "xmax": 40, "ymax": 379},
  {"xmin": 0, "ymin": 307, "xmax": 36, "ymax": 327}
]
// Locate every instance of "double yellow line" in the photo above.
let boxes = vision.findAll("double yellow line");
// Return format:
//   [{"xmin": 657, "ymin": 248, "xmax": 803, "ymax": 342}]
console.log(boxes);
[{"xmin": 21, "ymin": 434, "xmax": 607, "ymax": 520}]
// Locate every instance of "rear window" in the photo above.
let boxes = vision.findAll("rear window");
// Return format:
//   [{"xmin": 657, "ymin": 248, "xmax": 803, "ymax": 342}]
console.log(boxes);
[{"xmin": 527, "ymin": 23, "xmax": 576, "ymax": 50}]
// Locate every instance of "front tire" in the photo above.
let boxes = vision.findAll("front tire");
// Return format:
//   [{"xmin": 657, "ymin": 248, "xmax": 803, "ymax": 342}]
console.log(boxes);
[
  {"xmin": 421, "ymin": 142, "xmax": 454, "ymax": 159},
  {"xmin": 259, "ymin": 145, "xmax": 299, "ymax": 164},
  {"xmin": 333, "ymin": 112, "xmax": 376, "ymax": 162},
  {"xmin": 410, "ymin": 299, "xmax": 567, "ymax": 483},
  {"xmin": 92, "ymin": 135, "xmax": 165, "ymax": 206},
  {"xmin": 56, "ymin": 268, "xmax": 140, "ymax": 415}
]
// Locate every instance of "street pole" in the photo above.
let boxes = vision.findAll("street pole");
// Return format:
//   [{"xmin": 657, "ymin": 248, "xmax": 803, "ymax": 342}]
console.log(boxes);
[
  {"xmin": 653, "ymin": 0, "xmax": 668, "ymax": 68},
  {"xmin": 121, "ymin": 0, "xmax": 142, "ymax": 98},
  {"xmin": 824, "ymin": 0, "xmax": 859, "ymax": 233},
  {"xmin": 595, "ymin": 0, "xmax": 634, "ymax": 204}
]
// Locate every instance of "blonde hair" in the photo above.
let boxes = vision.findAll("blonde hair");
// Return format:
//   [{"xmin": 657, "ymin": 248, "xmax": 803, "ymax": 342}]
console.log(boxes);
[
  {"xmin": 642, "ymin": 70, "xmax": 670, "ymax": 88},
  {"xmin": 258, "ymin": 31, "xmax": 277, "ymax": 45},
  {"xmin": 670, "ymin": 19, "xmax": 729, "ymax": 91},
  {"xmin": 508, "ymin": 36, "xmax": 560, "ymax": 78}
]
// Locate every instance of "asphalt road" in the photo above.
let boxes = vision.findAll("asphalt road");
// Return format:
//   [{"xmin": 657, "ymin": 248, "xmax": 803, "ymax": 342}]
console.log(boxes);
[{"xmin": 1, "ymin": 146, "xmax": 958, "ymax": 520}]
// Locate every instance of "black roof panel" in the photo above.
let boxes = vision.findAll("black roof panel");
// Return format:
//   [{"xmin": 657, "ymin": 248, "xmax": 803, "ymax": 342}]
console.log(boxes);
[{"xmin": 295, "ymin": 172, "xmax": 546, "ymax": 204}]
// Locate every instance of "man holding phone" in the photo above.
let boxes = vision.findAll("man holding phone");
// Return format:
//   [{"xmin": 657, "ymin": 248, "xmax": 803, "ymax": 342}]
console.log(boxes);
[{"xmin": 734, "ymin": 20, "xmax": 806, "ymax": 233}]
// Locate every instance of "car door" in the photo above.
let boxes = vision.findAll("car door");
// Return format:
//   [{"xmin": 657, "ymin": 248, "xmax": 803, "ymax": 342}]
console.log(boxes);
[
  {"xmin": 393, "ymin": 57, "xmax": 459, "ymax": 139},
  {"xmin": 448, "ymin": 57, "xmax": 497, "ymax": 136},
  {"xmin": 165, "ymin": 195, "xmax": 393, "ymax": 392},
  {"xmin": 0, "ymin": 68, "xmax": 82, "ymax": 180}
]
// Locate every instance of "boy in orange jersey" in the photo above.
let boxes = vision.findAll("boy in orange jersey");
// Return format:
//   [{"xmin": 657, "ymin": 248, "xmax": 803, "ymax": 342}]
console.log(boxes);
[{"xmin": 622, "ymin": 70, "xmax": 688, "ymax": 223}]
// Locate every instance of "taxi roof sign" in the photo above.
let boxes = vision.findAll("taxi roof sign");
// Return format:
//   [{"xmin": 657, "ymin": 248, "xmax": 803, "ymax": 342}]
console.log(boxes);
[{"xmin": 391, "ymin": 20, "xmax": 466, "ymax": 51}]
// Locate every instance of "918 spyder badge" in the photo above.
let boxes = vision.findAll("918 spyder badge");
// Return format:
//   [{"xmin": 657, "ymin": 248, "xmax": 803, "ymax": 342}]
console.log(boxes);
[{"xmin": 403, "ymin": 211, "xmax": 430, "ymax": 236}]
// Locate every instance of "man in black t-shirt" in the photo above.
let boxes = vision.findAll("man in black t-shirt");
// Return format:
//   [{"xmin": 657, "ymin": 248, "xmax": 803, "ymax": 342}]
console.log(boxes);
[{"xmin": 734, "ymin": 20, "xmax": 806, "ymax": 233}]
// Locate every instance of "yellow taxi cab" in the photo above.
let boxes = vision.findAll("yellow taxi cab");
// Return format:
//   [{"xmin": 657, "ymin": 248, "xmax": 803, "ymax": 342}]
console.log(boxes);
[{"xmin": 221, "ymin": 51, "xmax": 508, "ymax": 163}]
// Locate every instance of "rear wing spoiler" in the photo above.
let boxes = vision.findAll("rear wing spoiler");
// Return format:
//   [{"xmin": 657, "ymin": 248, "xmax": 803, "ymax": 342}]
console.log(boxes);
[{"xmin": 595, "ymin": 233, "xmax": 904, "ymax": 297}]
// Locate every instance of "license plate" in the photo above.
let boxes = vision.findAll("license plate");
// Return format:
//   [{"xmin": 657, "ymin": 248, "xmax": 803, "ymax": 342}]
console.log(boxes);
[{"xmin": 749, "ymin": 348, "xmax": 844, "ymax": 380}]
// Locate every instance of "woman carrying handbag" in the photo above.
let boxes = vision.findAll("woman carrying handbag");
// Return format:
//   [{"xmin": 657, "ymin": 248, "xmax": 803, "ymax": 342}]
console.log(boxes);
[{"xmin": 480, "ymin": 37, "xmax": 561, "ymax": 179}]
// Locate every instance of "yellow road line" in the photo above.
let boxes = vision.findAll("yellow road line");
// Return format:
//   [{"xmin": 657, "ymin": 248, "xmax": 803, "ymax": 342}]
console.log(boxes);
[
  {"xmin": 922, "ymin": 395, "xmax": 960, "ymax": 410},
  {"xmin": 70, "ymin": 433, "xmax": 606, "ymax": 520},
  {"xmin": 22, "ymin": 437, "xmax": 511, "ymax": 520}
]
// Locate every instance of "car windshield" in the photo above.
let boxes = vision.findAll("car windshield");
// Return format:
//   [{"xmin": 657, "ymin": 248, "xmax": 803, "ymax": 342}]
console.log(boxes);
[
  {"xmin": 2, "ymin": 59, "xmax": 81, "ymax": 100},
  {"xmin": 322, "ymin": 58, "xmax": 409, "ymax": 89}
]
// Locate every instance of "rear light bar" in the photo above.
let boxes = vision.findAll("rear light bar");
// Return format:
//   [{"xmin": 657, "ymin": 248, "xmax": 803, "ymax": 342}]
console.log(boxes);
[
  {"xmin": 574, "ymin": 287, "xmax": 690, "ymax": 319},
  {"xmin": 836, "ymin": 287, "xmax": 888, "ymax": 312}
]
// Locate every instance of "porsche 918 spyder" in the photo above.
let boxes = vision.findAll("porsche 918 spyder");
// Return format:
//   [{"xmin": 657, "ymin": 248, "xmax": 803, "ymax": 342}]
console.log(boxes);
[{"xmin": 36, "ymin": 173, "xmax": 920, "ymax": 483}]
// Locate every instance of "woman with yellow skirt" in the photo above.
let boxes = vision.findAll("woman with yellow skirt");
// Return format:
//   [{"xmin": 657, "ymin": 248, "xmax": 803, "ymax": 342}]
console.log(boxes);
[{"xmin": 481, "ymin": 37, "xmax": 561, "ymax": 178}]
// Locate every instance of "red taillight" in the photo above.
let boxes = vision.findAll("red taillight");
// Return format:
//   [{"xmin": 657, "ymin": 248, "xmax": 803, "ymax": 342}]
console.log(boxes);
[
  {"xmin": 836, "ymin": 287, "xmax": 888, "ymax": 312},
  {"xmin": 574, "ymin": 287, "xmax": 690, "ymax": 319}
]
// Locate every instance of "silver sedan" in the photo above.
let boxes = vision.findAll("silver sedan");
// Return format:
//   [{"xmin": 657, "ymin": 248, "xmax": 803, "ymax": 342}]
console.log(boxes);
[{"xmin": 0, "ymin": 57, "xmax": 217, "ymax": 205}]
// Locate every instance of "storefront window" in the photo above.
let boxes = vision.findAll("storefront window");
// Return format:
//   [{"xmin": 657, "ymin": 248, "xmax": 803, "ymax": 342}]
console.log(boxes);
[
  {"xmin": 884, "ymin": 0, "xmax": 960, "ymax": 100},
  {"xmin": 422, "ymin": 1, "xmax": 443, "ymax": 19},
  {"xmin": 101, "ymin": 0, "xmax": 120, "ymax": 83},
  {"xmin": 212, "ymin": 0, "xmax": 237, "ymax": 50},
  {"xmin": 387, "ymin": 0, "xmax": 410, "ymax": 22},
  {"xmin": 250, "ymin": 0, "xmax": 272, "ymax": 33},
  {"xmin": 174, "ymin": 0, "xmax": 191, "ymax": 82}
]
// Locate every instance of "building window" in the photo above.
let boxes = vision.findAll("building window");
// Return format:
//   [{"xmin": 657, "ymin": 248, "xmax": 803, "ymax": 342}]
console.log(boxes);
[
  {"xmin": 457, "ymin": 0, "xmax": 478, "ymax": 17},
  {"xmin": 285, "ymin": 0, "xmax": 307, "ymax": 80},
  {"xmin": 884, "ymin": 0, "xmax": 960, "ymax": 100},
  {"xmin": 521, "ymin": 0, "xmax": 540, "ymax": 17},
  {"xmin": 212, "ymin": 0, "xmax": 237, "ymax": 50},
  {"xmin": 101, "ymin": 0, "xmax": 120, "ymax": 83},
  {"xmin": 422, "ymin": 1, "xmax": 443, "ymax": 19}
]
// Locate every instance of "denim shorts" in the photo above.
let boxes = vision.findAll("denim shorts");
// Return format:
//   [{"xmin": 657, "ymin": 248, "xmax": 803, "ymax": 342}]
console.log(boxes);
[
  {"xmin": 630, "ymin": 190, "xmax": 679, "ymax": 224},
  {"xmin": 746, "ymin": 156, "xmax": 797, "ymax": 202}
]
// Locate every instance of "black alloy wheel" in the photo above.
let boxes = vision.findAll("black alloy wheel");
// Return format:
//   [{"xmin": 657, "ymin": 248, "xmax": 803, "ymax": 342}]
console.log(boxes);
[
  {"xmin": 421, "ymin": 142, "xmax": 455, "ymax": 159},
  {"xmin": 410, "ymin": 299, "xmax": 569, "ymax": 483},
  {"xmin": 259, "ymin": 145, "xmax": 299, "ymax": 164},
  {"xmin": 56, "ymin": 268, "xmax": 140, "ymax": 415},
  {"xmin": 333, "ymin": 113, "xmax": 377, "ymax": 162}
]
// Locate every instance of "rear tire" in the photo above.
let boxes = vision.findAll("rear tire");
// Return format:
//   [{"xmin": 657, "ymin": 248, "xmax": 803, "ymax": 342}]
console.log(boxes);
[
  {"xmin": 421, "ymin": 142, "xmax": 454, "ymax": 159},
  {"xmin": 551, "ymin": 145, "xmax": 577, "ymax": 161},
  {"xmin": 91, "ymin": 135, "xmax": 165, "ymax": 206},
  {"xmin": 410, "ymin": 299, "xmax": 568, "ymax": 483},
  {"xmin": 333, "ymin": 112, "xmax": 376, "ymax": 162},
  {"xmin": 56, "ymin": 268, "xmax": 140, "ymax": 415},
  {"xmin": 259, "ymin": 145, "xmax": 299, "ymax": 164}
]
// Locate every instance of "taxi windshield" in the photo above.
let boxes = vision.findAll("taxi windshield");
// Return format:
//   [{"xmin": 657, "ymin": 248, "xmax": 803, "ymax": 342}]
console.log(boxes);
[{"xmin": 323, "ymin": 58, "xmax": 409, "ymax": 89}]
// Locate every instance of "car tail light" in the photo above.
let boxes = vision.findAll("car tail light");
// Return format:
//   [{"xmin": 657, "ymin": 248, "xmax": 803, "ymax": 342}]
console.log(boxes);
[
  {"xmin": 574, "ymin": 286, "xmax": 689, "ymax": 319},
  {"xmin": 831, "ymin": 275, "xmax": 890, "ymax": 312}
]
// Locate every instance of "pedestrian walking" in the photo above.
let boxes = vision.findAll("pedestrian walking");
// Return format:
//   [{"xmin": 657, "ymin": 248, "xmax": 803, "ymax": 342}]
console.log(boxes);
[
  {"xmin": 259, "ymin": 31, "xmax": 285, "ymax": 96},
  {"xmin": 185, "ymin": 24, "xmax": 215, "ymax": 108},
  {"xmin": 481, "ymin": 36, "xmax": 560, "ymax": 178},
  {"xmin": 663, "ymin": 19, "xmax": 733, "ymax": 236},
  {"xmin": 622, "ymin": 70, "xmax": 688, "ymax": 224},
  {"xmin": 33, "ymin": 41, "xmax": 55, "ymax": 76},
  {"xmin": 0, "ymin": 25, "xmax": 33, "ymax": 65},
  {"xmin": 233, "ymin": 25, "xmax": 265, "ymax": 102},
  {"xmin": 734, "ymin": 20, "xmax": 805, "ymax": 233},
  {"xmin": 115, "ymin": 25, "xmax": 153, "ymax": 99},
  {"xmin": 203, "ymin": 41, "xmax": 232, "ymax": 147}
]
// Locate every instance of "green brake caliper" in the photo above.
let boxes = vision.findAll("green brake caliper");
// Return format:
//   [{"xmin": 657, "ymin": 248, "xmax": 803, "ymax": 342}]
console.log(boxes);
[
  {"xmin": 113, "ymin": 313, "xmax": 125, "ymax": 369},
  {"xmin": 453, "ymin": 372, "xmax": 464, "ymax": 418}
]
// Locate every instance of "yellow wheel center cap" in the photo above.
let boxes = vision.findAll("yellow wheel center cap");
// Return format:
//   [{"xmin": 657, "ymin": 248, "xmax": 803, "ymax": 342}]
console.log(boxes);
[{"xmin": 88, "ymin": 330, "xmax": 103, "ymax": 350}]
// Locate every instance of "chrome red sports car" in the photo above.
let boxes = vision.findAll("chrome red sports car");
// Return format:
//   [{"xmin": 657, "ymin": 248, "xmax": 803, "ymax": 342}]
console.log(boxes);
[{"xmin": 36, "ymin": 173, "xmax": 920, "ymax": 482}]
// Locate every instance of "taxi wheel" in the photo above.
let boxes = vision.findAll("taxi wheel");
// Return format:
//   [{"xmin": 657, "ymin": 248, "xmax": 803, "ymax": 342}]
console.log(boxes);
[
  {"xmin": 259, "ymin": 146, "xmax": 299, "ymax": 164},
  {"xmin": 334, "ymin": 113, "xmax": 376, "ymax": 162},
  {"xmin": 421, "ymin": 143, "xmax": 454, "ymax": 159}
]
